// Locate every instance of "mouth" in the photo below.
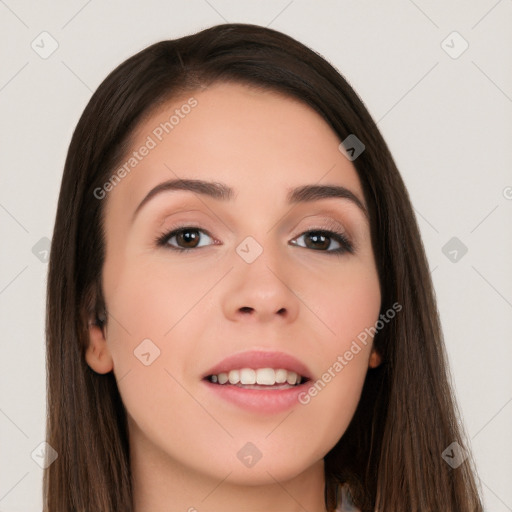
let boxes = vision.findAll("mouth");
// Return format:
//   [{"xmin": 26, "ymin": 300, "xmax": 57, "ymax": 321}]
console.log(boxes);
[
  {"xmin": 201, "ymin": 350, "xmax": 313, "ymax": 413},
  {"xmin": 204, "ymin": 367, "xmax": 310, "ymax": 389}
]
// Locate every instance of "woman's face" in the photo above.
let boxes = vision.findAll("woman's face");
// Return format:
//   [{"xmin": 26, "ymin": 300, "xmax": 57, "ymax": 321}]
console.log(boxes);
[{"xmin": 87, "ymin": 82, "xmax": 381, "ymax": 486}]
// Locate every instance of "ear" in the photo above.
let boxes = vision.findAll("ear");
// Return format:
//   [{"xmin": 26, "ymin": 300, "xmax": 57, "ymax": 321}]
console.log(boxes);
[
  {"xmin": 368, "ymin": 348, "xmax": 382, "ymax": 369},
  {"xmin": 85, "ymin": 316, "xmax": 114, "ymax": 374}
]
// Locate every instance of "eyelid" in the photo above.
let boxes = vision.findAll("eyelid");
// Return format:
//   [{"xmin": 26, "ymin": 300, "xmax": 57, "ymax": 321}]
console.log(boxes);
[
  {"xmin": 156, "ymin": 211, "xmax": 350, "ymax": 233},
  {"xmin": 156, "ymin": 215, "xmax": 350, "ymax": 239},
  {"xmin": 293, "ymin": 214, "xmax": 354, "ymax": 238},
  {"xmin": 292, "ymin": 216, "xmax": 347, "ymax": 236}
]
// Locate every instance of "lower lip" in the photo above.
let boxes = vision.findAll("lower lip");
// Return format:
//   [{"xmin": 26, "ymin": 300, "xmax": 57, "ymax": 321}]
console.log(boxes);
[{"xmin": 202, "ymin": 380, "xmax": 310, "ymax": 414}]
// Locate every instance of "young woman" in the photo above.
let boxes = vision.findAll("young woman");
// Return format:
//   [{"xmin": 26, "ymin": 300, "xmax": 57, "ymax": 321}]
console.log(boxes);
[{"xmin": 43, "ymin": 23, "xmax": 483, "ymax": 511}]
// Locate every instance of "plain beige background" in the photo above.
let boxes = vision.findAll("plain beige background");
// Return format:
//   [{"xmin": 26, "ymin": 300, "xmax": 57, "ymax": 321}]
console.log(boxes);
[{"xmin": 0, "ymin": 1, "xmax": 511, "ymax": 510}]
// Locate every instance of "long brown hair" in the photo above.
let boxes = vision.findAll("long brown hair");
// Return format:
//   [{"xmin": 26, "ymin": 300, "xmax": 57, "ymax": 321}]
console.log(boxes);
[{"xmin": 44, "ymin": 23, "xmax": 483, "ymax": 511}]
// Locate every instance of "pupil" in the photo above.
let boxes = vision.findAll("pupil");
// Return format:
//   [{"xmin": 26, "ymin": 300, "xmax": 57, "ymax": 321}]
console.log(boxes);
[
  {"xmin": 180, "ymin": 229, "xmax": 198, "ymax": 247},
  {"xmin": 308, "ymin": 232, "xmax": 328, "ymax": 250}
]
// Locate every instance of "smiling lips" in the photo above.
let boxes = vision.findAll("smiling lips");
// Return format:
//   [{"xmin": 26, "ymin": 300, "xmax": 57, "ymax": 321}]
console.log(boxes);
[
  {"xmin": 201, "ymin": 350, "xmax": 314, "ymax": 414},
  {"xmin": 203, "ymin": 349, "xmax": 313, "ymax": 387}
]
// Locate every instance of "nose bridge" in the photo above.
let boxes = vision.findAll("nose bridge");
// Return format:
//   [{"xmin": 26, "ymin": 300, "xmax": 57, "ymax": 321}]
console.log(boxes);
[
  {"xmin": 237, "ymin": 231, "xmax": 287, "ymax": 289},
  {"xmin": 223, "ymin": 229, "xmax": 299, "ymax": 322},
  {"xmin": 229, "ymin": 191, "xmax": 282, "ymax": 264}
]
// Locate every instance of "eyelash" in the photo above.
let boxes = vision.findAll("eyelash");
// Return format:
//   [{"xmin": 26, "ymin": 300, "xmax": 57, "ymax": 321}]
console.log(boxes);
[{"xmin": 154, "ymin": 220, "xmax": 354, "ymax": 256}]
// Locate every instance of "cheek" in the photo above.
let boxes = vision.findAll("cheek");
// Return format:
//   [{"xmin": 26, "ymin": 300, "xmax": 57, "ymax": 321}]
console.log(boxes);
[
  {"xmin": 307, "ymin": 256, "xmax": 381, "ymax": 347},
  {"xmin": 295, "ymin": 261, "xmax": 380, "ymax": 433},
  {"xmin": 101, "ymin": 253, "xmax": 209, "ymax": 368},
  {"xmin": 101, "ymin": 255, "xmax": 218, "ymax": 418}
]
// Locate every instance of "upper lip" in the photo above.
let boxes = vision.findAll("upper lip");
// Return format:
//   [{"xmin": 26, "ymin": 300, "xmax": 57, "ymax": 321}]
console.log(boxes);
[{"xmin": 202, "ymin": 350, "xmax": 313, "ymax": 380}]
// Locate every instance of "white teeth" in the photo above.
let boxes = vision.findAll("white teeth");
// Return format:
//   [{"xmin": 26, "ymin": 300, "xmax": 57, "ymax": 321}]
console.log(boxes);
[
  {"xmin": 286, "ymin": 371, "xmax": 298, "ymax": 385},
  {"xmin": 209, "ymin": 368, "xmax": 304, "ymax": 386},
  {"xmin": 228, "ymin": 369, "xmax": 240, "ymax": 384},
  {"xmin": 240, "ymin": 368, "xmax": 256, "ymax": 385},
  {"xmin": 275, "ymin": 369, "xmax": 287, "ymax": 384},
  {"xmin": 256, "ymin": 368, "xmax": 275, "ymax": 385}
]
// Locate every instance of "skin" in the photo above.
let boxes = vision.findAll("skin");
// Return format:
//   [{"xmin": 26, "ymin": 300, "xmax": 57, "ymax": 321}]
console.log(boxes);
[{"xmin": 86, "ymin": 82, "xmax": 382, "ymax": 512}]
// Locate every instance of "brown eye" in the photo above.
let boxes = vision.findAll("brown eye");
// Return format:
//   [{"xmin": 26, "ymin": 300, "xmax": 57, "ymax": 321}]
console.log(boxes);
[
  {"xmin": 175, "ymin": 228, "xmax": 201, "ymax": 248},
  {"xmin": 303, "ymin": 231, "xmax": 331, "ymax": 250},
  {"xmin": 156, "ymin": 226, "xmax": 214, "ymax": 251},
  {"xmin": 290, "ymin": 229, "xmax": 353, "ymax": 255}
]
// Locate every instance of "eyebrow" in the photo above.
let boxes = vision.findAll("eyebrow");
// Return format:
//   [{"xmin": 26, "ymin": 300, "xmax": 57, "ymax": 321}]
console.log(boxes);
[{"xmin": 131, "ymin": 178, "xmax": 368, "ymax": 221}]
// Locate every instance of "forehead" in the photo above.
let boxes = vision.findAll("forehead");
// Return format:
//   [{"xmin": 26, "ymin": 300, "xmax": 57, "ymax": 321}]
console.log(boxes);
[{"xmin": 107, "ymin": 82, "xmax": 365, "ymax": 213}]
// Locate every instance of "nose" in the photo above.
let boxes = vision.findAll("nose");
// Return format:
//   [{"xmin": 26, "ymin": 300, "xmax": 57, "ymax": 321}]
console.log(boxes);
[{"xmin": 221, "ymin": 244, "xmax": 300, "ymax": 325}]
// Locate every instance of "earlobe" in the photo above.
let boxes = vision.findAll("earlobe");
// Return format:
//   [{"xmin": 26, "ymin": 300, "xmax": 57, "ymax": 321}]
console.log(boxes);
[
  {"xmin": 85, "ymin": 319, "xmax": 114, "ymax": 374},
  {"xmin": 368, "ymin": 348, "xmax": 382, "ymax": 368}
]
